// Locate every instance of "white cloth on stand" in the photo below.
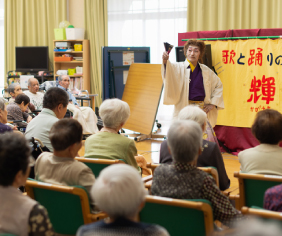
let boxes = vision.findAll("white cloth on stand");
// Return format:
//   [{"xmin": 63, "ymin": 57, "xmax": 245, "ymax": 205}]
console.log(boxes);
[{"xmin": 67, "ymin": 103, "xmax": 98, "ymax": 134}]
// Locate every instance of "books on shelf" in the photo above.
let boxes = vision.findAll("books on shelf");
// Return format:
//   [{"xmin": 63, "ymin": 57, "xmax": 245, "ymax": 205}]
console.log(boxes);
[{"xmin": 69, "ymin": 77, "xmax": 83, "ymax": 91}]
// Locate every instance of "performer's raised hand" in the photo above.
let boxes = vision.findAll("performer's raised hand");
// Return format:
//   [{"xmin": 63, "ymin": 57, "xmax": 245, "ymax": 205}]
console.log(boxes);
[{"xmin": 162, "ymin": 51, "xmax": 169, "ymax": 65}]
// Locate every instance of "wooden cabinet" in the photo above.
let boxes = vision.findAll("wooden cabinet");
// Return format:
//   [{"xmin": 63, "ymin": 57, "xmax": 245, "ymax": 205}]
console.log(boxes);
[{"xmin": 53, "ymin": 40, "xmax": 90, "ymax": 92}]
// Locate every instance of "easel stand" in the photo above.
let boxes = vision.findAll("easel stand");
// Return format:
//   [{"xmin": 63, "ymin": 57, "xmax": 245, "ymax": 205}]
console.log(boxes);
[{"xmin": 121, "ymin": 63, "xmax": 165, "ymax": 141}]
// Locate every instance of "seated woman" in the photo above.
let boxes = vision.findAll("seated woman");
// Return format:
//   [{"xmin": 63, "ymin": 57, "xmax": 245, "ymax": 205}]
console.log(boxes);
[
  {"xmin": 239, "ymin": 109, "xmax": 282, "ymax": 175},
  {"xmin": 0, "ymin": 97, "xmax": 14, "ymax": 133},
  {"xmin": 152, "ymin": 120, "xmax": 242, "ymax": 227},
  {"xmin": 84, "ymin": 98, "xmax": 141, "ymax": 174},
  {"xmin": 8, "ymin": 83, "xmax": 35, "ymax": 111},
  {"xmin": 7, "ymin": 93, "xmax": 32, "ymax": 127},
  {"xmin": 160, "ymin": 105, "xmax": 230, "ymax": 190},
  {"xmin": 0, "ymin": 132, "xmax": 54, "ymax": 236},
  {"xmin": 77, "ymin": 164, "xmax": 169, "ymax": 236}
]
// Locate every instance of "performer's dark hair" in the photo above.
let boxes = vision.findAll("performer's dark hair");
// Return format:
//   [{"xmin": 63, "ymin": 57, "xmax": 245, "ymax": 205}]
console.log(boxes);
[
  {"xmin": 252, "ymin": 109, "xmax": 282, "ymax": 144},
  {"xmin": 184, "ymin": 39, "xmax": 206, "ymax": 63}
]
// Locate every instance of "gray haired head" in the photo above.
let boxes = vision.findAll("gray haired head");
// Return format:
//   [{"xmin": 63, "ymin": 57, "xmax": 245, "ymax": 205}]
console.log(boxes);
[
  {"xmin": 0, "ymin": 98, "xmax": 5, "ymax": 110},
  {"xmin": 178, "ymin": 105, "xmax": 207, "ymax": 129},
  {"xmin": 8, "ymin": 83, "xmax": 20, "ymax": 94},
  {"xmin": 167, "ymin": 120, "xmax": 202, "ymax": 163},
  {"xmin": 58, "ymin": 74, "xmax": 69, "ymax": 82}
]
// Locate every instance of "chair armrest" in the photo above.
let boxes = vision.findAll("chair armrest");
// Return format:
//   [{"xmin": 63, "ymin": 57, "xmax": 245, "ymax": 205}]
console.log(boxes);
[
  {"xmin": 142, "ymin": 175, "xmax": 153, "ymax": 183},
  {"xmin": 229, "ymin": 194, "xmax": 241, "ymax": 210},
  {"xmin": 88, "ymin": 212, "xmax": 108, "ymax": 222}
]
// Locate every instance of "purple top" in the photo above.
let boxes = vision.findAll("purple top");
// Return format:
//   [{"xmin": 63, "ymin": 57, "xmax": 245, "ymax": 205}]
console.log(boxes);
[
  {"xmin": 188, "ymin": 63, "xmax": 205, "ymax": 101},
  {"xmin": 0, "ymin": 123, "xmax": 12, "ymax": 134},
  {"xmin": 264, "ymin": 184, "xmax": 282, "ymax": 212}
]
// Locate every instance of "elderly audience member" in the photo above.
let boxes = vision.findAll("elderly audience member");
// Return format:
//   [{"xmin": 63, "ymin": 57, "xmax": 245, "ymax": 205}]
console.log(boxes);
[
  {"xmin": 85, "ymin": 99, "xmax": 141, "ymax": 174},
  {"xmin": 160, "ymin": 105, "xmax": 230, "ymax": 190},
  {"xmin": 0, "ymin": 132, "xmax": 54, "ymax": 236},
  {"xmin": 151, "ymin": 120, "xmax": 242, "ymax": 226},
  {"xmin": 57, "ymin": 75, "xmax": 98, "ymax": 134},
  {"xmin": 0, "ymin": 97, "xmax": 14, "ymax": 133},
  {"xmin": 8, "ymin": 83, "xmax": 35, "ymax": 111},
  {"xmin": 8, "ymin": 83, "xmax": 23, "ymax": 102},
  {"xmin": 7, "ymin": 94, "xmax": 32, "ymax": 127},
  {"xmin": 35, "ymin": 119, "xmax": 95, "ymax": 207},
  {"xmin": 24, "ymin": 78, "xmax": 44, "ymax": 110},
  {"xmin": 25, "ymin": 87, "xmax": 69, "ymax": 152},
  {"xmin": 77, "ymin": 164, "xmax": 169, "ymax": 236},
  {"xmin": 239, "ymin": 109, "xmax": 282, "ymax": 174}
]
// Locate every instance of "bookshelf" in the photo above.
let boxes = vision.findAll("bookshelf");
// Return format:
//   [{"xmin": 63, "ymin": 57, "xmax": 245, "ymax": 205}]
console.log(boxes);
[{"xmin": 53, "ymin": 39, "xmax": 90, "ymax": 92}]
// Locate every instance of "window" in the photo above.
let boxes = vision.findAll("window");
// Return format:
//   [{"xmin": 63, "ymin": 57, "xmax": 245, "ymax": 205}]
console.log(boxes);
[{"xmin": 108, "ymin": 0, "xmax": 187, "ymax": 63}]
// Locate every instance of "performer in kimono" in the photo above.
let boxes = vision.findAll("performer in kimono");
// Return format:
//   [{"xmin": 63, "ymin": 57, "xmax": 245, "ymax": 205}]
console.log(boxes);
[
  {"xmin": 162, "ymin": 39, "xmax": 224, "ymax": 126},
  {"xmin": 162, "ymin": 39, "xmax": 224, "ymax": 142}
]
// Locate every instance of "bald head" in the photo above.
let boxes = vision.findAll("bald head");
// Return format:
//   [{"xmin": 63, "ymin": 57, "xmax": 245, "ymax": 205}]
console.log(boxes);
[{"xmin": 28, "ymin": 78, "xmax": 39, "ymax": 94}]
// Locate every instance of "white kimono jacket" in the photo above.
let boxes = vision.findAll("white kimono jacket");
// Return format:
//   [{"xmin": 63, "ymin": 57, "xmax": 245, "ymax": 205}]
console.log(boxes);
[{"xmin": 161, "ymin": 60, "xmax": 224, "ymax": 127}]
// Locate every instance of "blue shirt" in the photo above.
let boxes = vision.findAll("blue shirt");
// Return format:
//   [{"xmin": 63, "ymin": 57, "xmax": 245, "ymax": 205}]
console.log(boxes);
[{"xmin": 57, "ymin": 84, "xmax": 78, "ymax": 105}]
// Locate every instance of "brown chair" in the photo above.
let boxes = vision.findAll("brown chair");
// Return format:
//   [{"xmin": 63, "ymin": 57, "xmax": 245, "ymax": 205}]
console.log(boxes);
[
  {"xmin": 25, "ymin": 179, "xmax": 107, "ymax": 235},
  {"xmin": 75, "ymin": 157, "xmax": 126, "ymax": 176},
  {"xmin": 145, "ymin": 164, "xmax": 220, "ymax": 193},
  {"xmin": 241, "ymin": 206, "xmax": 282, "ymax": 221},
  {"xmin": 234, "ymin": 172, "xmax": 282, "ymax": 209},
  {"xmin": 75, "ymin": 157, "xmax": 153, "ymax": 184}
]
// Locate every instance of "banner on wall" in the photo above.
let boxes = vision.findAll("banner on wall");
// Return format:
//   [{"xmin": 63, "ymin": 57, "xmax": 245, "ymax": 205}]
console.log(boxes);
[{"xmin": 207, "ymin": 39, "xmax": 282, "ymax": 128}]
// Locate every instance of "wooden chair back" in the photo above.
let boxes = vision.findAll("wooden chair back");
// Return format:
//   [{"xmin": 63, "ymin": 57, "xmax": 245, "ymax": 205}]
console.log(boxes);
[
  {"xmin": 234, "ymin": 172, "xmax": 282, "ymax": 208},
  {"xmin": 25, "ymin": 179, "xmax": 106, "ymax": 235},
  {"xmin": 241, "ymin": 206, "xmax": 282, "ymax": 221},
  {"xmin": 139, "ymin": 195, "xmax": 214, "ymax": 236},
  {"xmin": 75, "ymin": 157, "xmax": 126, "ymax": 176},
  {"xmin": 146, "ymin": 163, "xmax": 219, "ymax": 188}
]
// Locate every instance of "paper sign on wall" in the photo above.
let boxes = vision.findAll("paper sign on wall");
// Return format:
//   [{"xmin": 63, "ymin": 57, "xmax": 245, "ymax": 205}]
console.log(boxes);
[
  {"xmin": 123, "ymin": 52, "xmax": 134, "ymax": 65},
  {"xmin": 20, "ymin": 75, "xmax": 34, "ymax": 89}
]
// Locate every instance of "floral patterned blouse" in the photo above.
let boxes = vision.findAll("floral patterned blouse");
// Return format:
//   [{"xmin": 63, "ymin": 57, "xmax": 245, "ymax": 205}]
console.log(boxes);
[{"xmin": 28, "ymin": 204, "xmax": 54, "ymax": 236}]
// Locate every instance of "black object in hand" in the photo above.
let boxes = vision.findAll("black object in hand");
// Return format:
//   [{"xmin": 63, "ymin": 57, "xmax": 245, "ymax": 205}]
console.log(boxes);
[{"xmin": 164, "ymin": 42, "xmax": 174, "ymax": 54}]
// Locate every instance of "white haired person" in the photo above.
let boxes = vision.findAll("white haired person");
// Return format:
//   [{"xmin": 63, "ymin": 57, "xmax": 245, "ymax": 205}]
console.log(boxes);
[
  {"xmin": 24, "ymin": 78, "xmax": 44, "ymax": 110},
  {"xmin": 0, "ymin": 98, "xmax": 12, "ymax": 133},
  {"xmin": 77, "ymin": 164, "xmax": 169, "ymax": 236},
  {"xmin": 85, "ymin": 98, "xmax": 152, "ymax": 175},
  {"xmin": 57, "ymin": 75, "xmax": 98, "ymax": 134},
  {"xmin": 151, "ymin": 120, "xmax": 242, "ymax": 227},
  {"xmin": 160, "ymin": 105, "xmax": 230, "ymax": 190}
]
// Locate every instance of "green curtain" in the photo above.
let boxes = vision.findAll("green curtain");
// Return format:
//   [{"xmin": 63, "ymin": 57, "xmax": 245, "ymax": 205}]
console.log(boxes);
[
  {"xmin": 5, "ymin": 0, "xmax": 67, "ymax": 85},
  {"xmin": 187, "ymin": 0, "xmax": 282, "ymax": 31},
  {"xmin": 84, "ymin": 0, "xmax": 108, "ymax": 107}
]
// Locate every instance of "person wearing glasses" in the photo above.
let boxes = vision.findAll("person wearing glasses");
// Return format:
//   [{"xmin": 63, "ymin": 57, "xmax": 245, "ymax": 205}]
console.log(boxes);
[{"xmin": 162, "ymin": 39, "xmax": 224, "ymax": 131}]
